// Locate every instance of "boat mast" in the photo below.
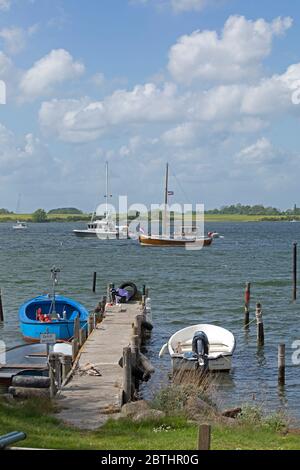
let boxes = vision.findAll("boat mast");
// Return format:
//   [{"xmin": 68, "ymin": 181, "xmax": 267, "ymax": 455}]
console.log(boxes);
[
  {"xmin": 163, "ymin": 163, "xmax": 169, "ymax": 236},
  {"xmin": 105, "ymin": 161, "xmax": 109, "ymax": 220}
]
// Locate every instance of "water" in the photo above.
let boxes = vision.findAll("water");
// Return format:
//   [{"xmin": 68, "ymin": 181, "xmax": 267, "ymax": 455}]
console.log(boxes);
[{"xmin": 1, "ymin": 221, "xmax": 300, "ymax": 421}]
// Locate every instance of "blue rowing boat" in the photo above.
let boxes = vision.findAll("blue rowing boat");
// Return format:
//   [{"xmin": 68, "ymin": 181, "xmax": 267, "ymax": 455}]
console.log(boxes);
[{"xmin": 19, "ymin": 294, "xmax": 89, "ymax": 342}]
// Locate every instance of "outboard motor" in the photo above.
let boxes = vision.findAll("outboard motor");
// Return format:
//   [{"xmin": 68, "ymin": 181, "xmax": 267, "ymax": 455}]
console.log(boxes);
[{"xmin": 192, "ymin": 331, "xmax": 209, "ymax": 369}]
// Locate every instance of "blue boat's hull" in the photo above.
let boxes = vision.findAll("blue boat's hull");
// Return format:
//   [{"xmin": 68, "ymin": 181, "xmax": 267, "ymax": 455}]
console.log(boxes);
[
  {"xmin": 19, "ymin": 295, "xmax": 89, "ymax": 342},
  {"xmin": 20, "ymin": 320, "xmax": 88, "ymax": 342}
]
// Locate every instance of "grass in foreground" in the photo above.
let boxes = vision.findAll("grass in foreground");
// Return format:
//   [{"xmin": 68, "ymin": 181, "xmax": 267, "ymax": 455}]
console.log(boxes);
[{"xmin": 1, "ymin": 399, "xmax": 300, "ymax": 450}]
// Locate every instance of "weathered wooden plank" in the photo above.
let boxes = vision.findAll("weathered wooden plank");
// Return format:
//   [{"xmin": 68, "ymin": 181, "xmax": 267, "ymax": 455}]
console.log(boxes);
[{"xmin": 57, "ymin": 301, "xmax": 144, "ymax": 429}]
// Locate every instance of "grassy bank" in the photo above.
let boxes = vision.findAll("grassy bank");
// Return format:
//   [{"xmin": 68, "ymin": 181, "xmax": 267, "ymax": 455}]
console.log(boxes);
[
  {"xmin": 0, "ymin": 399, "xmax": 300, "ymax": 450},
  {"xmin": 0, "ymin": 213, "xmax": 90, "ymax": 223},
  {"xmin": 1, "ymin": 213, "xmax": 299, "ymax": 223}
]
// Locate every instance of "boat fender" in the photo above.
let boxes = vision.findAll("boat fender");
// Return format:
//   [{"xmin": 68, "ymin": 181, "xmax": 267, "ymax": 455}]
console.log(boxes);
[{"xmin": 141, "ymin": 320, "xmax": 153, "ymax": 331}]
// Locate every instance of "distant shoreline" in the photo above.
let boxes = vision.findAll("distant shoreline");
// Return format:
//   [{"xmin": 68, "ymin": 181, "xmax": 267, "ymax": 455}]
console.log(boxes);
[{"xmin": 1, "ymin": 213, "xmax": 299, "ymax": 223}]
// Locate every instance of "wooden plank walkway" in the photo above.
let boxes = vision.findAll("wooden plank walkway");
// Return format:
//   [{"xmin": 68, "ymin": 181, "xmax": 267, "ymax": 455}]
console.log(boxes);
[{"xmin": 57, "ymin": 301, "xmax": 143, "ymax": 430}]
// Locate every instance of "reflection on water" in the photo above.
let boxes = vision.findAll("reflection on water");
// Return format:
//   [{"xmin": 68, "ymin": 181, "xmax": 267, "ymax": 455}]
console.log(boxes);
[{"xmin": 1, "ymin": 221, "xmax": 300, "ymax": 420}]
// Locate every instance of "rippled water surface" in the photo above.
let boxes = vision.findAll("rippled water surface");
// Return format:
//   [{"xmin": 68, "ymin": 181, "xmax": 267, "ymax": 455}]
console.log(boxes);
[{"xmin": 1, "ymin": 221, "xmax": 300, "ymax": 420}]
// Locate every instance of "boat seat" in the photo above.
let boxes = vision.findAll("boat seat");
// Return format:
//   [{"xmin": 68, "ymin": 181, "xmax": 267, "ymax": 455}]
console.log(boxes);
[
  {"xmin": 208, "ymin": 344, "xmax": 230, "ymax": 353},
  {"xmin": 175, "ymin": 342, "xmax": 229, "ymax": 354},
  {"xmin": 69, "ymin": 311, "xmax": 79, "ymax": 321}
]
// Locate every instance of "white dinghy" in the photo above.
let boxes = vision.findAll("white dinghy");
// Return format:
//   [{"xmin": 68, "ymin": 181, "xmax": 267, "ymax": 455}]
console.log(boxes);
[{"xmin": 159, "ymin": 324, "xmax": 235, "ymax": 372}]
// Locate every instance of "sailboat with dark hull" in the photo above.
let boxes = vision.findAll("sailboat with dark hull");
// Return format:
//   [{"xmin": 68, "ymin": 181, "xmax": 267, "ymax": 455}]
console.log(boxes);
[{"xmin": 139, "ymin": 164, "xmax": 212, "ymax": 247}]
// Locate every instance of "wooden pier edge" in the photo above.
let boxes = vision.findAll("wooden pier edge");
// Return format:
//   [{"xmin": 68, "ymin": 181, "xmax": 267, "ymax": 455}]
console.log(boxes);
[{"xmin": 55, "ymin": 283, "xmax": 154, "ymax": 429}]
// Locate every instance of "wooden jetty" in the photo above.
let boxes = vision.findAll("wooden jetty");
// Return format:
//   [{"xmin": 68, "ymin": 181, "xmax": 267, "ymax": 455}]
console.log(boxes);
[{"xmin": 56, "ymin": 289, "xmax": 153, "ymax": 429}]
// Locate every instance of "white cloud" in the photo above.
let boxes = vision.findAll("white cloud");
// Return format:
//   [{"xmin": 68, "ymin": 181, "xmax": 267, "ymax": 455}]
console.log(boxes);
[
  {"xmin": 131, "ymin": 0, "xmax": 216, "ymax": 13},
  {"xmin": 19, "ymin": 49, "xmax": 85, "ymax": 101},
  {"xmin": 0, "ymin": 0, "xmax": 10, "ymax": 11},
  {"xmin": 235, "ymin": 137, "xmax": 276, "ymax": 166},
  {"xmin": 0, "ymin": 27, "xmax": 26, "ymax": 55},
  {"xmin": 91, "ymin": 72, "xmax": 105, "ymax": 87},
  {"xmin": 171, "ymin": 0, "xmax": 208, "ymax": 13},
  {"xmin": 39, "ymin": 82, "xmax": 181, "ymax": 142},
  {"xmin": 0, "ymin": 124, "xmax": 52, "ymax": 179},
  {"xmin": 168, "ymin": 15, "xmax": 293, "ymax": 83}
]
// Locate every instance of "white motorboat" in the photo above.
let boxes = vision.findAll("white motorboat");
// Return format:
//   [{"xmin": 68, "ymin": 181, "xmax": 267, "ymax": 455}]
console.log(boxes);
[
  {"xmin": 159, "ymin": 324, "xmax": 235, "ymax": 372},
  {"xmin": 73, "ymin": 161, "xmax": 128, "ymax": 239},
  {"xmin": 73, "ymin": 218, "xmax": 128, "ymax": 239},
  {"xmin": 13, "ymin": 221, "xmax": 28, "ymax": 230}
]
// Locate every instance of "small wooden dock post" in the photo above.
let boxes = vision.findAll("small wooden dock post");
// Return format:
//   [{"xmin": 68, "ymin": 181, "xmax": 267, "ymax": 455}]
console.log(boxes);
[
  {"xmin": 49, "ymin": 353, "xmax": 57, "ymax": 398},
  {"xmin": 278, "ymin": 344, "xmax": 286, "ymax": 386},
  {"xmin": 197, "ymin": 424, "xmax": 211, "ymax": 450},
  {"xmin": 60, "ymin": 355, "xmax": 72, "ymax": 382},
  {"xmin": 122, "ymin": 347, "xmax": 132, "ymax": 404},
  {"xmin": 0, "ymin": 289, "xmax": 4, "ymax": 322},
  {"xmin": 244, "ymin": 282, "xmax": 251, "ymax": 327},
  {"xmin": 88, "ymin": 315, "xmax": 94, "ymax": 336},
  {"xmin": 92, "ymin": 272, "xmax": 97, "ymax": 293},
  {"xmin": 256, "ymin": 303, "xmax": 264, "ymax": 346},
  {"xmin": 293, "ymin": 243, "xmax": 297, "ymax": 302},
  {"xmin": 72, "ymin": 339, "xmax": 79, "ymax": 362}
]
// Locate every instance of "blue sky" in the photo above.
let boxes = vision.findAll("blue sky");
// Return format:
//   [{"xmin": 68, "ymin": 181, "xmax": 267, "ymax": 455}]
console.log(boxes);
[{"xmin": 1, "ymin": 0, "xmax": 300, "ymax": 211}]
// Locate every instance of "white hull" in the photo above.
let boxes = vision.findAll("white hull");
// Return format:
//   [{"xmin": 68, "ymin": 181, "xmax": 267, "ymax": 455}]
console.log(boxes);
[
  {"xmin": 73, "ymin": 229, "xmax": 126, "ymax": 239},
  {"xmin": 160, "ymin": 324, "xmax": 235, "ymax": 373},
  {"xmin": 172, "ymin": 354, "xmax": 232, "ymax": 372}
]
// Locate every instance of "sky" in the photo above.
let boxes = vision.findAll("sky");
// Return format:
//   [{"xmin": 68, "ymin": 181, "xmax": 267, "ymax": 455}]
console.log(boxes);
[{"xmin": 1, "ymin": 0, "xmax": 300, "ymax": 212}]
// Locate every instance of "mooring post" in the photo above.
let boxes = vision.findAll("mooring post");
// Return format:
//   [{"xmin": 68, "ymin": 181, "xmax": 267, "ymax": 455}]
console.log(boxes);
[
  {"xmin": 92, "ymin": 272, "xmax": 97, "ymax": 293},
  {"xmin": 72, "ymin": 339, "xmax": 79, "ymax": 362},
  {"xmin": 0, "ymin": 289, "xmax": 4, "ymax": 322},
  {"xmin": 256, "ymin": 303, "xmax": 264, "ymax": 346},
  {"xmin": 244, "ymin": 282, "xmax": 251, "ymax": 328},
  {"xmin": 135, "ymin": 314, "xmax": 143, "ymax": 346},
  {"xmin": 278, "ymin": 344, "xmax": 286, "ymax": 386},
  {"xmin": 54, "ymin": 354, "xmax": 62, "ymax": 389},
  {"xmin": 197, "ymin": 424, "xmax": 211, "ymax": 451},
  {"xmin": 60, "ymin": 355, "xmax": 72, "ymax": 382},
  {"xmin": 48, "ymin": 353, "xmax": 57, "ymax": 398},
  {"xmin": 79, "ymin": 327, "xmax": 86, "ymax": 348},
  {"xmin": 88, "ymin": 315, "xmax": 94, "ymax": 336},
  {"xmin": 293, "ymin": 243, "xmax": 297, "ymax": 302},
  {"xmin": 74, "ymin": 315, "xmax": 80, "ymax": 344},
  {"xmin": 123, "ymin": 347, "xmax": 132, "ymax": 404}
]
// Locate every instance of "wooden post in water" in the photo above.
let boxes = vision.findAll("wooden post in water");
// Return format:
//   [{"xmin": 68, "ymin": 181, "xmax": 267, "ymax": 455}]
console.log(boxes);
[
  {"xmin": 197, "ymin": 424, "xmax": 211, "ymax": 450},
  {"xmin": 0, "ymin": 289, "xmax": 4, "ymax": 322},
  {"xmin": 122, "ymin": 347, "xmax": 132, "ymax": 404},
  {"xmin": 244, "ymin": 282, "xmax": 251, "ymax": 328},
  {"xmin": 293, "ymin": 243, "xmax": 297, "ymax": 302},
  {"xmin": 256, "ymin": 303, "xmax": 264, "ymax": 346},
  {"xmin": 92, "ymin": 272, "xmax": 97, "ymax": 293},
  {"xmin": 278, "ymin": 344, "xmax": 286, "ymax": 386}
]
